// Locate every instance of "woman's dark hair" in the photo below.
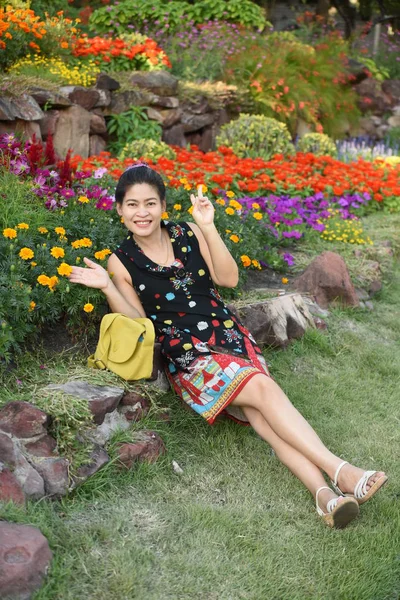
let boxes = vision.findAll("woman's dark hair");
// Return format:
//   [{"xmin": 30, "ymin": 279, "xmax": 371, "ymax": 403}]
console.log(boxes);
[{"xmin": 115, "ymin": 165, "xmax": 166, "ymax": 205}]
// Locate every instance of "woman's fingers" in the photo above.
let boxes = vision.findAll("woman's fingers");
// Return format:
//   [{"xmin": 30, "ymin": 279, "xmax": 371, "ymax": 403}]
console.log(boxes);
[{"xmin": 197, "ymin": 184, "xmax": 204, "ymax": 199}]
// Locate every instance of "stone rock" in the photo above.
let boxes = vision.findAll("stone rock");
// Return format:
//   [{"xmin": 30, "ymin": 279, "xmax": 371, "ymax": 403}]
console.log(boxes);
[
  {"xmin": 364, "ymin": 300, "xmax": 374, "ymax": 310},
  {"xmin": 162, "ymin": 123, "xmax": 186, "ymax": 147},
  {"xmin": 1, "ymin": 120, "xmax": 43, "ymax": 142},
  {"xmin": 149, "ymin": 95, "xmax": 179, "ymax": 109},
  {"xmin": 28, "ymin": 87, "xmax": 71, "ymax": 109},
  {"xmin": 381, "ymin": 80, "xmax": 400, "ymax": 106},
  {"xmin": 59, "ymin": 86, "xmax": 100, "ymax": 111},
  {"xmin": 39, "ymin": 110, "xmax": 60, "ymax": 138},
  {"xmin": 89, "ymin": 113, "xmax": 107, "ymax": 135},
  {"xmin": 23, "ymin": 435, "xmax": 57, "ymax": 457},
  {"xmin": 388, "ymin": 114, "xmax": 400, "ymax": 128},
  {"xmin": 354, "ymin": 78, "xmax": 392, "ymax": 115},
  {"xmin": 30, "ymin": 457, "xmax": 69, "ymax": 497},
  {"xmin": 119, "ymin": 392, "xmax": 150, "ymax": 422},
  {"xmin": 0, "ymin": 431, "xmax": 17, "ymax": 465},
  {"xmin": 233, "ymin": 293, "xmax": 315, "ymax": 348},
  {"xmin": 157, "ymin": 108, "xmax": 182, "ymax": 129},
  {"xmin": 130, "ymin": 71, "xmax": 178, "ymax": 96},
  {"xmin": 89, "ymin": 134, "xmax": 107, "ymax": 156},
  {"xmin": 87, "ymin": 410, "xmax": 131, "ymax": 446},
  {"xmin": 53, "ymin": 105, "xmax": 91, "ymax": 158},
  {"xmin": 8, "ymin": 94, "xmax": 44, "ymax": 121},
  {"xmin": 313, "ymin": 317, "xmax": 327, "ymax": 330},
  {"xmin": 296, "ymin": 117, "xmax": 313, "ymax": 138},
  {"xmin": 45, "ymin": 380, "xmax": 124, "ymax": 425},
  {"xmin": 96, "ymin": 72, "xmax": 121, "ymax": 91},
  {"xmin": 0, "ymin": 402, "xmax": 49, "ymax": 438},
  {"xmin": 293, "ymin": 251, "xmax": 359, "ymax": 309},
  {"xmin": 181, "ymin": 111, "xmax": 215, "ymax": 133},
  {"xmin": 0, "ymin": 97, "xmax": 15, "ymax": 120},
  {"xmin": 355, "ymin": 287, "xmax": 369, "ymax": 301},
  {"xmin": 181, "ymin": 96, "xmax": 211, "ymax": 115},
  {"xmin": 117, "ymin": 431, "xmax": 166, "ymax": 468},
  {"xmin": 0, "ymin": 522, "xmax": 52, "ymax": 600},
  {"xmin": 108, "ymin": 89, "xmax": 152, "ymax": 114},
  {"xmin": 72, "ymin": 445, "xmax": 109, "ymax": 487},
  {"xmin": 93, "ymin": 88, "xmax": 111, "ymax": 108},
  {"xmin": 13, "ymin": 454, "xmax": 45, "ymax": 500},
  {"xmin": 0, "ymin": 465, "xmax": 25, "ymax": 505},
  {"xmin": 146, "ymin": 107, "xmax": 164, "ymax": 123}
]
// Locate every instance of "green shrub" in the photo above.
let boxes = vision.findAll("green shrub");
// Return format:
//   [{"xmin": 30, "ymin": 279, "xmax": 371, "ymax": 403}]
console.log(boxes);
[
  {"xmin": 118, "ymin": 139, "xmax": 176, "ymax": 162},
  {"xmin": 297, "ymin": 133, "xmax": 338, "ymax": 157},
  {"xmin": 216, "ymin": 114, "xmax": 295, "ymax": 160},
  {"xmin": 107, "ymin": 106, "xmax": 162, "ymax": 156},
  {"xmin": 89, "ymin": 0, "xmax": 268, "ymax": 36},
  {"xmin": 384, "ymin": 126, "xmax": 400, "ymax": 151}
]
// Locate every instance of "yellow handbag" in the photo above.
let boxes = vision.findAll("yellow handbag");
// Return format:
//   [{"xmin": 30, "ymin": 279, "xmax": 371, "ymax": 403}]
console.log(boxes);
[{"xmin": 88, "ymin": 313, "xmax": 155, "ymax": 380}]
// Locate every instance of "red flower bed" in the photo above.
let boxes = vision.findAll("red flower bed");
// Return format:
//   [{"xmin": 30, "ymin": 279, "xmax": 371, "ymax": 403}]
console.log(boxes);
[{"xmin": 71, "ymin": 146, "xmax": 400, "ymax": 206}]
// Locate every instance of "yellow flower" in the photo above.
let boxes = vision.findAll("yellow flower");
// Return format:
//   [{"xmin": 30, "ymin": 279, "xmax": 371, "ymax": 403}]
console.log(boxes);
[
  {"xmin": 48, "ymin": 276, "xmax": 59, "ymax": 290},
  {"xmin": 17, "ymin": 223, "xmax": 29, "ymax": 230},
  {"xmin": 84, "ymin": 303, "xmax": 94, "ymax": 313},
  {"xmin": 50, "ymin": 247, "xmax": 65, "ymax": 259},
  {"xmin": 198, "ymin": 184, "xmax": 208, "ymax": 193},
  {"xmin": 161, "ymin": 212, "xmax": 169, "ymax": 220},
  {"xmin": 120, "ymin": 217, "xmax": 124, "ymax": 224},
  {"xmin": 253, "ymin": 212, "xmax": 263, "ymax": 220},
  {"xmin": 252, "ymin": 260, "xmax": 261, "ymax": 270},
  {"xmin": 225, "ymin": 229, "xmax": 232, "ymax": 234},
  {"xmin": 252, "ymin": 202, "xmax": 260, "ymax": 210},
  {"xmin": 241, "ymin": 255, "xmax": 251, "ymax": 267},
  {"xmin": 55, "ymin": 227, "xmax": 66, "ymax": 236},
  {"xmin": 28, "ymin": 301, "xmax": 36, "ymax": 312},
  {"xmin": 173, "ymin": 204, "xmax": 182, "ymax": 211},
  {"xmin": 71, "ymin": 238, "xmax": 92, "ymax": 249},
  {"xmin": 94, "ymin": 249, "xmax": 112, "ymax": 261},
  {"xmin": 225, "ymin": 207, "xmax": 235, "ymax": 216},
  {"xmin": 30, "ymin": 261, "xmax": 37, "ymax": 267},
  {"xmin": 19, "ymin": 248, "xmax": 34, "ymax": 260},
  {"xmin": 179, "ymin": 177, "xmax": 188, "ymax": 184},
  {"xmin": 230, "ymin": 234, "xmax": 239, "ymax": 243},
  {"xmin": 216, "ymin": 198, "xmax": 225, "ymax": 206},
  {"xmin": 78, "ymin": 195, "xmax": 89, "ymax": 204},
  {"xmin": 37, "ymin": 274, "xmax": 51, "ymax": 286},
  {"xmin": 282, "ymin": 277, "xmax": 289, "ymax": 284},
  {"xmin": 38, "ymin": 227, "xmax": 48, "ymax": 234},
  {"xmin": 3, "ymin": 228, "xmax": 17, "ymax": 239},
  {"xmin": 226, "ymin": 191, "xmax": 235, "ymax": 198},
  {"xmin": 184, "ymin": 184, "xmax": 192, "ymax": 191},
  {"xmin": 229, "ymin": 200, "xmax": 242, "ymax": 210},
  {"xmin": 57, "ymin": 262, "xmax": 73, "ymax": 276},
  {"xmin": 188, "ymin": 206, "xmax": 194, "ymax": 215}
]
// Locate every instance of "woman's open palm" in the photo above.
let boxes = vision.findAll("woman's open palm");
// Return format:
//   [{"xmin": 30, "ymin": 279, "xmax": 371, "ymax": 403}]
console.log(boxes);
[
  {"xmin": 190, "ymin": 185, "xmax": 214, "ymax": 227},
  {"xmin": 69, "ymin": 257, "xmax": 110, "ymax": 290}
]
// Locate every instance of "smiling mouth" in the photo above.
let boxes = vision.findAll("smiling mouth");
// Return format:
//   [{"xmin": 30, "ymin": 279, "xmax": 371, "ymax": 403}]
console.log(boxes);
[{"xmin": 134, "ymin": 220, "xmax": 152, "ymax": 225}]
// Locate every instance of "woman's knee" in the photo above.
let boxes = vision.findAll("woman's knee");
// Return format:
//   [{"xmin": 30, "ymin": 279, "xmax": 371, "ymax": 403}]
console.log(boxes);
[{"xmin": 232, "ymin": 373, "xmax": 273, "ymax": 409}]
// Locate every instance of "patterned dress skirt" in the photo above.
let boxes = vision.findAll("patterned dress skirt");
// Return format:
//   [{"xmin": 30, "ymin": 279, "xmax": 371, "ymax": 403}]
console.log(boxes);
[{"xmin": 166, "ymin": 341, "xmax": 271, "ymax": 425}]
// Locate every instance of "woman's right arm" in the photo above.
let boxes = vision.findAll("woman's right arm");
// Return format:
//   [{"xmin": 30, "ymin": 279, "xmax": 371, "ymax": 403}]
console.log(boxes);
[{"xmin": 68, "ymin": 254, "xmax": 146, "ymax": 319}]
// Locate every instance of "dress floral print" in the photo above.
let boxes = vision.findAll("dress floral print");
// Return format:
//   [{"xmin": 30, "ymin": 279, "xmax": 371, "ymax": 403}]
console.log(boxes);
[{"xmin": 114, "ymin": 221, "xmax": 270, "ymax": 425}]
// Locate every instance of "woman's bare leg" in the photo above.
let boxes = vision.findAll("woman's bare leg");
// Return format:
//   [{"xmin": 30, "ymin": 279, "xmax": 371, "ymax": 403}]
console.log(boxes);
[
  {"xmin": 242, "ymin": 405, "xmax": 342, "ymax": 512},
  {"xmin": 232, "ymin": 374, "xmax": 385, "ymax": 493}
]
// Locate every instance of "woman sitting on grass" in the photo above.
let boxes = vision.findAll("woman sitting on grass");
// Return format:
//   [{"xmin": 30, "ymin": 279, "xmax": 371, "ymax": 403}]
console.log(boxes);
[{"xmin": 69, "ymin": 164, "xmax": 387, "ymax": 529}]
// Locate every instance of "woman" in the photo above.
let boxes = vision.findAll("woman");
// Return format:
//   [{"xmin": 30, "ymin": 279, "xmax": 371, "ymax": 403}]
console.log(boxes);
[{"xmin": 69, "ymin": 164, "xmax": 387, "ymax": 528}]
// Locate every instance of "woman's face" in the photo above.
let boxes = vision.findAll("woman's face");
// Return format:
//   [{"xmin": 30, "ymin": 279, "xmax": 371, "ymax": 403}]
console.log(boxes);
[{"xmin": 117, "ymin": 183, "xmax": 166, "ymax": 237}]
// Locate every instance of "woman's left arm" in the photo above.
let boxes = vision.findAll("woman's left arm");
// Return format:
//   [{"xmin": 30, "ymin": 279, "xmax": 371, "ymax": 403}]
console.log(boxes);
[{"xmin": 188, "ymin": 187, "xmax": 239, "ymax": 288}]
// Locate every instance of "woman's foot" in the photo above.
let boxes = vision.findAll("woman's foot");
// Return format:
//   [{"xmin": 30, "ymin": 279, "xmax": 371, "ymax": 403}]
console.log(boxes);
[
  {"xmin": 332, "ymin": 461, "xmax": 387, "ymax": 505},
  {"xmin": 315, "ymin": 486, "xmax": 359, "ymax": 528}
]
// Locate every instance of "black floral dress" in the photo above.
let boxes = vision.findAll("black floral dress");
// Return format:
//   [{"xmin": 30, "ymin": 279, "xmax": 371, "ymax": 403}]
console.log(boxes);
[{"xmin": 114, "ymin": 221, "xmax": 270, "ymax": 424}]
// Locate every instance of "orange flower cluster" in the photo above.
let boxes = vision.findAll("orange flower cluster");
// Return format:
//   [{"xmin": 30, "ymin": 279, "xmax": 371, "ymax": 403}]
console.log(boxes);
[
  {"xmin": 72, "ymin": 146, "xmax": 400, "ymax": 207},
  {"xmin": 72, "ymin": 35, "xmax": 171, "ymax": 68}
]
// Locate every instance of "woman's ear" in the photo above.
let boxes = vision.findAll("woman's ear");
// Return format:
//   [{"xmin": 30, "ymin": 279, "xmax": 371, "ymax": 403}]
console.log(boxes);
[{"xmin": 116, "ymin": 203, "xmax": 123, "ymax": 216}]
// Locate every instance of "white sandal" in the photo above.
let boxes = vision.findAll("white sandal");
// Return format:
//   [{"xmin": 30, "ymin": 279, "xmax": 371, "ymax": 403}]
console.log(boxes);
[
  {"xmin": 331, "ymin": 461, "xmax": 388, "ymax": 505},
  {"xmin": 316, "ymin": 486, "xmax": 359, "ymax": 528}
]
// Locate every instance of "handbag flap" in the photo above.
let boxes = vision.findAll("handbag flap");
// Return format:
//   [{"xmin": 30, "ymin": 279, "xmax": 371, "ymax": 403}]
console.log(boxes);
[{"xmin": 104, "ymin": 316, "xmax": 148, "ymax": 364}]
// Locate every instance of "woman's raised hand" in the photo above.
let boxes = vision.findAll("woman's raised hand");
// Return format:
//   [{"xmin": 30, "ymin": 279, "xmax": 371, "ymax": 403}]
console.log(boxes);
[
  {"xmin": 69, "ymin": 257, "xmax": 111, "ymax": 291},
  {"xmin": 190, "ymin": 185, "xmax": 215, "ymax": 227}
]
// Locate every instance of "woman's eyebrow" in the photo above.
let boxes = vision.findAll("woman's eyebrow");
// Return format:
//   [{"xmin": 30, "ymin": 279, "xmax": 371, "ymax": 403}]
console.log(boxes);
[{"xmin": 125, "ymin": 197, "xmax": 158, "ymax": 202}]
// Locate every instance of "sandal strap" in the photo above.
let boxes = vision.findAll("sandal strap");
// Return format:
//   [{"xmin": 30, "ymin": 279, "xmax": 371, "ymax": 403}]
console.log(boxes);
[
  {"xmin": 331, "ymin": 460, "xmax": 348, "ymax": 495},
  {"xmin": 315, "ymin": 486, "xmax": 340, "ymax": 516},
  {"xmin": 354, "ymin": 471, "xmax": 377, "ymax": 500}
]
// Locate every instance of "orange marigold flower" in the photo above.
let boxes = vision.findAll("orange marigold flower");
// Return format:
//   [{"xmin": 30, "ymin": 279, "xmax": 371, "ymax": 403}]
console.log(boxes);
[
  {"xmin": 282, "ymin": 277, "xmax": 289, "ymax": 284},
  {"xmin": 253, "ymin": 212, "xmax": 263, "ymax": 220},
  {"xmin": 216, "ymin": 199, "xmax": 225, "ymax": 206},
  {"xmin": 19, "ymin": 247, "xmax": 34, "ymax": 260},
  {"xmin": 78, "ymin": 195, "xmax": 89, "ymax": 204},
  {"xmin": 60, "ymin": 41, "xmax": 69, "ymax": 49},
  {"xmin": 230, "ymin": 234, "xmax": 239, "ymax": 243},
  {"xmin": 50, "ymin": 246, "xmax": 65, "ymax": 259},
  {"xmin": 3, "ymin": 228, "xmax": 17, "ymax": 239},
  {"xmin": 161, "ymin": 211, "xmax": 169, "ymax": 219},
  {"xmin": 83, "ymin": 303, "xmax": 94, "ymax": 313},
  {"xmin": 28, "ymin": 300, "xmax": 36, "ymax": 312},
  {"xmin": 55, "ymin": 227, "xmax": 66, "ymax": 235},
  {"xmin": 226, "ymin": 191, "xmax": 235, "ymax": 198},
  {"xmin": 225, "ymin": 207, "xmax": 235, "ymax": 216},
  {"xmin": 241, "ymin": 255, "xmax": 251, "ymax": 267},
  {"xmin": 38, "ymin": 227, "xmax": 48, "ymax": 234},
  {"xmin": 57, "ymin": 262, "xmax": 73, "ymax": 276},
  {"xmin": 17, "ymin": 222, "xmax": 29, "ymax": 229},
  {"xmin": 37, "ymin": 274, "xmax": 50, "ymax": 286}
]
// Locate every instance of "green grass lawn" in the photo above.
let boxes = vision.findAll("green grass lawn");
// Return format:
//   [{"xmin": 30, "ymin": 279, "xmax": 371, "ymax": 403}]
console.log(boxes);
[{"xmin": 1, "ymin": 216, "xmax": 400, "ymax": 600}]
